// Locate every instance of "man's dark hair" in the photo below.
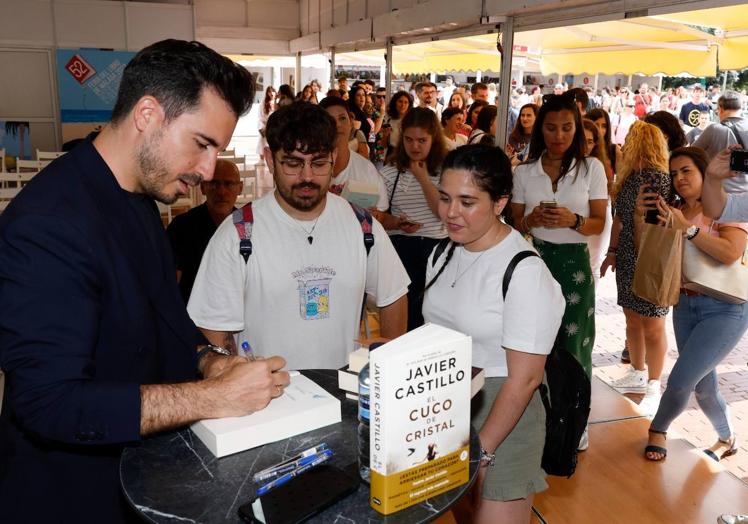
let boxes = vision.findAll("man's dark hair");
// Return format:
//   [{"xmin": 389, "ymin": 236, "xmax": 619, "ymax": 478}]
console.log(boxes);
[
  {"xmin": 718, "ymin": 91, "xmax": 742, "ymax": 111},
  {"xmin": 265, "ymin": 102, "xmax": 337, "ymax": 156},
  {"xmin": 376, "ymin": 87, "xmax": 386, "ymax": 93},
  {"xmin": 111, "ymin": 39, "xmax": 254, "ymax": 124},
  {"xmin": 471, "ymin": 82, "xmax": 488, "ymax": 94},
  {"xmin": 319, "ymin": 95, "xmax": 348, "ymax": 112},
  {"xmin": 364, "ymin": 79, "xmax": 376, "ymax": 89},
  {"xmin": 417, "ymin": 82, "xmax": 437, "ymax": 92}
]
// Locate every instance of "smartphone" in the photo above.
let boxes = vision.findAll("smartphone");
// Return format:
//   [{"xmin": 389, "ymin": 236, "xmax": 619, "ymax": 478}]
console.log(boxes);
[
  {"xmin": 642, "ymin": 172, "xmax": 661, "ymax": 225},
  {"xmin": 540, "ymin": 200, "xmax": 558, "ymax": 209},
  {"xmin": 730, "ymin": 150, "xmax": 748, "ymax": 173},
  {"xmin": 238, "ymin": 464, "xmax": 359, "ymax": 523}
]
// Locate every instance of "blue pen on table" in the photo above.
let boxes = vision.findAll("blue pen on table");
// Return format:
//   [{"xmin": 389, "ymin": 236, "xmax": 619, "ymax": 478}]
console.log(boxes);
[
  {"xmin": 241, "ymin": 341, "xmax": 256, "ymax": 361},
  {"xmin": 252, "ymin": 443, "xmax": 329, "ymax": 482},
  {"xmin": 255, "ymin": 448, "xmax": 333, "ymax": 497}
]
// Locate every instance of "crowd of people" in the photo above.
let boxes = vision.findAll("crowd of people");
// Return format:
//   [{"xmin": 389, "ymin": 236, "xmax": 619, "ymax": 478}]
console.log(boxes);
[
  {"xmin": 1, "ymin": 37, "xmax": 747, "ymax": 524},
  {"xmin": 249, "ymin": 74, "xmax": 748, "ymax": 522}
]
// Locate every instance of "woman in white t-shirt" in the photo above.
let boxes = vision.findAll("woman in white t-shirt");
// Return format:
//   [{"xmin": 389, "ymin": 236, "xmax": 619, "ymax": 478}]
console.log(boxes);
[
  {"xmin": 423, "ymin": 144, "xmax": 564, "ymax": 523},
  {"xmin": 511, "ymin": 92, "xmax": 607, "ymax": 395},
  {"xmin": 441, "ymin": 107, "xmax": 468, "ymax": 150}
]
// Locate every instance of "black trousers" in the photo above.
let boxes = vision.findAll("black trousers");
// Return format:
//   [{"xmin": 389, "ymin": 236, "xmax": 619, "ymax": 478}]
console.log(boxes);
[{"xmin": 390, "ymin": 234, "xmax": 442, "ymax": 332}]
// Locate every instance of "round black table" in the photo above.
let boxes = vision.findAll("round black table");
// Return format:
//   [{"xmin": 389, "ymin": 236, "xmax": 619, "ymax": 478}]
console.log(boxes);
[{"xmin": 121, "ymin": 369, "xmax": 480, "ymax": 523}]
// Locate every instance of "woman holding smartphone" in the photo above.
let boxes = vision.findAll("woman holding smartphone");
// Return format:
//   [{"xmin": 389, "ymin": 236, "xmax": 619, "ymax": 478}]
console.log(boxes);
[
  {"xmin": 378, "ymin": 107, "xmax": 448, "ymax": 330},
  {"xmin": 642, "ymin": 147, "xmax": 747, "ymax": 463},
  {"xmin": 601, "ymin": 121, "xmax": 672, "ymax": 414},
  {"xmin": 511, "ymin": 94, "xmax": 607, "ymax": 451},
  {"xmin": 423, "ymin": 145, "xmax": 564, "ymax": 524}
]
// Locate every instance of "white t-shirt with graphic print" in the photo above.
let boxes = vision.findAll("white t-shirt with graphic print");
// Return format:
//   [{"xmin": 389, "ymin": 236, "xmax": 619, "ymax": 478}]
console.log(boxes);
[{"xmin": 187, "ymin": 192, "xmax": 410, "ymax": 370}]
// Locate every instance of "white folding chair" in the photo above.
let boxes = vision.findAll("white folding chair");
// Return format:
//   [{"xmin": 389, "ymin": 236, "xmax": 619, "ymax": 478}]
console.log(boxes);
[
  {"xmin": 36, "ymin": 150, "xmax": 65, "ymax": 161},
  {"xmin": 15, "ymin": 159, "xmax": 41, "ymax": 172},
  {"xmin": 218, "ymin": 148, "xmax": 236, "ymax": 158},
  {"xmin": 0, "ymin": 187, "xmax": 22, "ymax": 213},
  {"xmin": 237, "ymin": 168, "xmax": 257, "ymax": 204}
]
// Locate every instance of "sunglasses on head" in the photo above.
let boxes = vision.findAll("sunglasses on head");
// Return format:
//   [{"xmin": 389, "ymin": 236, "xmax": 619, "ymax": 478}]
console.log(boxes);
[{"xmin": 542, "ymin": 92, "xmax": 578, "ymax": 104}]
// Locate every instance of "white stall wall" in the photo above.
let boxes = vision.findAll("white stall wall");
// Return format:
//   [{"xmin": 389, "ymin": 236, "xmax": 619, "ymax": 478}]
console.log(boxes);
[{"xmin": 0, "ymin": 0, "xmax": 195, "ymax": 152}]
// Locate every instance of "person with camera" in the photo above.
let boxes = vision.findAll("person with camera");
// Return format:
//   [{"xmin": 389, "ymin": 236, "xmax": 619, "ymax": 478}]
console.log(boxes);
[
  {"xmin": 643, "ymin": 147, "xmax": 747, "ymax": 464},
  {"xmin": 703, "ymin": 146, "xmax": 748, "ymax": 221}
]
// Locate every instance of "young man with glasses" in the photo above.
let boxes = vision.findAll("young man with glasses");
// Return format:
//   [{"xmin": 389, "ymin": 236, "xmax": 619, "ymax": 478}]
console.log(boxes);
[
  {"xmin": 188, "ymin": 102, "xmax": 409, "ymax": 370},
  {"xmin": 167, "ymin": 159, "xmax": 244, "ymax": 302}
]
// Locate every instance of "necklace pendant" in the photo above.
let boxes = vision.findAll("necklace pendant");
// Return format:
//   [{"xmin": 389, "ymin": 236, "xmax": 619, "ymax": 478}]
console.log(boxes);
[{"xmin": 307, "ymin": 236, "xmax": 313, "ymax": 245}]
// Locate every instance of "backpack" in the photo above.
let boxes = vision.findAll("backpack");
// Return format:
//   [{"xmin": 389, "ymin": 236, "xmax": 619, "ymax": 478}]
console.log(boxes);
[
  {"xmin": 502, "ymin": 250, "xmax": 591, "ymax": 478},
  {"xmin": 232, "ymin": 201, "xmax": 375, "ymax": 263}
]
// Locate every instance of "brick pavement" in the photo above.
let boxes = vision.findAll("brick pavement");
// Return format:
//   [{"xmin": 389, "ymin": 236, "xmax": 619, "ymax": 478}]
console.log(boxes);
[{"xmin": 593, "ymin": 272, "xmax": 748, "ymax": 483}]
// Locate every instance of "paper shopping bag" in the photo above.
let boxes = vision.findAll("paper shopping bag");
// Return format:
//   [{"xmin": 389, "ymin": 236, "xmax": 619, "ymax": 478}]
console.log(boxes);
[{"xmin": 632, "ymin": 219, "xmax": 682, "ymax": 307}]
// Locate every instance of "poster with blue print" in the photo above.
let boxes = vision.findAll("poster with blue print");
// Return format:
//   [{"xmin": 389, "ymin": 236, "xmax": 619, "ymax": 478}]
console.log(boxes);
[{"xmin": 57, "ymin": 49, "xmax": 136, "ymax": 123}]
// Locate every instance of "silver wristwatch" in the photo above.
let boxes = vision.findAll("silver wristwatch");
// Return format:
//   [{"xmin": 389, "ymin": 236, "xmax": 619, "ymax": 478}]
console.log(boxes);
[
  {"xmin": 685, "ymin": 225, "xmax": 699, "ymax": 240},
  {"xmin": 196, "ymin": 344, "xmax": 232, "ymax": 362}
]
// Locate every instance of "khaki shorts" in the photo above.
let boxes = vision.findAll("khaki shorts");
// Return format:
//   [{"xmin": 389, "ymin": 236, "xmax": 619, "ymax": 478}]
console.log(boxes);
[{"xmin": 471, "ymin": 376, "xmax": 548, "ymax": 501}]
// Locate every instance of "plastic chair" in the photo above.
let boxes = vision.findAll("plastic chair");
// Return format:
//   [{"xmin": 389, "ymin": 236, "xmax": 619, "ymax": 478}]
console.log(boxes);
[
  {"xmin": 15, "ymin": 159, "xmax": 41, "ymax": 172},
  {"xmin": 36, "ymin": 150, "xmax": 65, "ymax": 161}
]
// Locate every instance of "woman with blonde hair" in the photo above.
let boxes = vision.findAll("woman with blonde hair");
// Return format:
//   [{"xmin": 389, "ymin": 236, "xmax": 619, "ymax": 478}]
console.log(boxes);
[{"xmin": 601, "ymin": 121, "xmax": 672, "ymax": 414}]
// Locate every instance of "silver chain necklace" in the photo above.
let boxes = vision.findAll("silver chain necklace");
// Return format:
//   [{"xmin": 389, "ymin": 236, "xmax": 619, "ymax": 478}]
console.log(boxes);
[
  {"xmin": 294, "ymin": 217, "xmax": 320, "ymax": 245},
  {"xmin": 450, "ymin": 248, "xmax": 488, "ymax": 287}
]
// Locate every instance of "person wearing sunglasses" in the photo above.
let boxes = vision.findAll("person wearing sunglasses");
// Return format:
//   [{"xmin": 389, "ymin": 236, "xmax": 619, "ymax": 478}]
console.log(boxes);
[
  {"xmin": 167, "ymin": 159, "xmax": 245, "ymax": 303},
  {"xmin": 188, "ymin": 102, "xmax": 409, "ymax": 370}
]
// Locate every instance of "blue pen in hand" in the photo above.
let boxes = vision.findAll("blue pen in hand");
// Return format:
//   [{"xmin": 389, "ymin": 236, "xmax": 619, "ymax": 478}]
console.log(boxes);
[
  {"xmin": 255, "ymin": 449, "xmax": 333, "ymax": 497},
  {"xmin": 241, "ymin": 341, "xmax": 256, "ymax": 361}
]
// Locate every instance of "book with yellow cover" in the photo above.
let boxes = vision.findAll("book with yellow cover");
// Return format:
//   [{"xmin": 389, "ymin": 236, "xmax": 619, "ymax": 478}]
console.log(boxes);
[{"xmin": 369, "ymin": 323, "xmax": 471, "ymax": 515}]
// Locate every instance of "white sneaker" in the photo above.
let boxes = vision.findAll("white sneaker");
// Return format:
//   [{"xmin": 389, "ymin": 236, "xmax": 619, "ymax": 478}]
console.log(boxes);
[
  {"xmin": 639, "ymin": 380, "xmax": 662, "ymax": 418},
  {"xmin": 610, "ymin": 367, "xmax": 648, "ymax": 393},
  {"xmin": 577, "ymin": 426, "xmax": 589, "ymax": 451}
]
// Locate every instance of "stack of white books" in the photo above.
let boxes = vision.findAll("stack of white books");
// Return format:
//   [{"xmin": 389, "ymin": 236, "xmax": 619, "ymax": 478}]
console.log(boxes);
[{"xmin": 192, "ymin": 374, "xmax": 341, "ymax": 458}]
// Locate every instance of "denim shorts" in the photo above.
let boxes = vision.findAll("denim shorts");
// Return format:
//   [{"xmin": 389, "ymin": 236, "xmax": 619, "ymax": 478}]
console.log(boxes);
[{"xmin": 471, "ymin": 377, "xmax": 548, "ymax": 501}]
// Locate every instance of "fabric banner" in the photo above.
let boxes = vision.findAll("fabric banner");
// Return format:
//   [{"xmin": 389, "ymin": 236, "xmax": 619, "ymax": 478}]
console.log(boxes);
[{"xmin": 56, "ymin": 49, "xmax": 136, "ymax": 123}]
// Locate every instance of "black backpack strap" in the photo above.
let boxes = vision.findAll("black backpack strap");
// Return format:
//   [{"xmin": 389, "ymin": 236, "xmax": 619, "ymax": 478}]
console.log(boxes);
[
  {"xmin": 386, "ymin": 170, "xmax": 402, "ymax": 214},
  {"xmin": 431, "ymin": 238, "xmax": 451, "ymax": 267},
  {"xmin": 232, "ymin": 203, "xmax": 254, "ymax": 263},
  {"xmin": 722, "ymin": 119, "xmax": 746, "ymax": 149},
  {"xmin": 348, "ymin": 201, "xmax": 375, "ymax": 256},
  {"xmin": 502, "ymin": 250, "xmax": 540, "ymax": 299}
]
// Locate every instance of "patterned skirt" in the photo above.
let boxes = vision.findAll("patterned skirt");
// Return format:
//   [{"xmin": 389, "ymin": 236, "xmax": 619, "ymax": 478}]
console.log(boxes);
[{"xmin": 533, "ymin": 239, "xmax": 595, "ymax": 377}]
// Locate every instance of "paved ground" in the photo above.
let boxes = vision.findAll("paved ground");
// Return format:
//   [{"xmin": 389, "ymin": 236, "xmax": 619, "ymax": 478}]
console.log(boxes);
[{"xmin": 593, "ymin": 273, "xmax": 748, "ymax": 483}]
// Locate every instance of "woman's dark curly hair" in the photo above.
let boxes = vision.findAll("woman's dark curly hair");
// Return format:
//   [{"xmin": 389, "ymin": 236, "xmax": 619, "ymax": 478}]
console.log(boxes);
[{"xmin": 387, "ymin": 91, "xmax": 414, "ymax": 120}]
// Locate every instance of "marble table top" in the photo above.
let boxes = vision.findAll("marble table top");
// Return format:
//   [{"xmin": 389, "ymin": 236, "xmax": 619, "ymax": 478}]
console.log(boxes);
[{"xmin": 121, "ymin": 369, "xmax": 480, "ymax": 523}]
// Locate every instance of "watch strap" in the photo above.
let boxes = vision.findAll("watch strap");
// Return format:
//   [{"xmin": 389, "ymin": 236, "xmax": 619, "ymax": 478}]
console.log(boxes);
[{"xmin": 196, "ymin": 344, "xmax": 232, "ymax": 362}]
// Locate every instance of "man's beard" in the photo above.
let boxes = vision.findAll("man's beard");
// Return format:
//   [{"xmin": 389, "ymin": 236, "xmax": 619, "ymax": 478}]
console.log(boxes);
[
  {"xmin": 137, "ymin": 130, "xmax": 201, "ymax": 205},
  {"xmin": 276, "ymin": 180, "xmax": 328, "ymax": 212}
]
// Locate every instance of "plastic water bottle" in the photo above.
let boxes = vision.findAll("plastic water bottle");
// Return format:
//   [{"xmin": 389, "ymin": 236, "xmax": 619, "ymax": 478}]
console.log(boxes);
[{"xmin": 358, "ymin": 342, "xmax": 384, "ymax": 484}]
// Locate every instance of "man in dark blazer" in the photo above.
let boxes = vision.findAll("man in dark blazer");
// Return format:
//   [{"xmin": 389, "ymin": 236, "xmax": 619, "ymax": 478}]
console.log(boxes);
[{"xmin": 0, "ymin": 40, "xmax": 290, "ymax": 523}]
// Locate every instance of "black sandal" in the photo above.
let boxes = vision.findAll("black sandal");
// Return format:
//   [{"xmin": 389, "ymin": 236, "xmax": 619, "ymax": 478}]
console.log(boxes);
[
  {"xmin": 645, "ymin": 429, "xmax": 667, "ymax": 461},
  {"xmin": 704, "ymin": 436, "xmax": 738, "ymax": 462}
]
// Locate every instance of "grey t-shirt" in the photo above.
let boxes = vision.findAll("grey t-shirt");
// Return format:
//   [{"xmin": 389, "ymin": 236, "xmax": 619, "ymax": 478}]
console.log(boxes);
[{"xmin": 693, "ymin": 116, "xmax": 748, "ymax": 193}]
